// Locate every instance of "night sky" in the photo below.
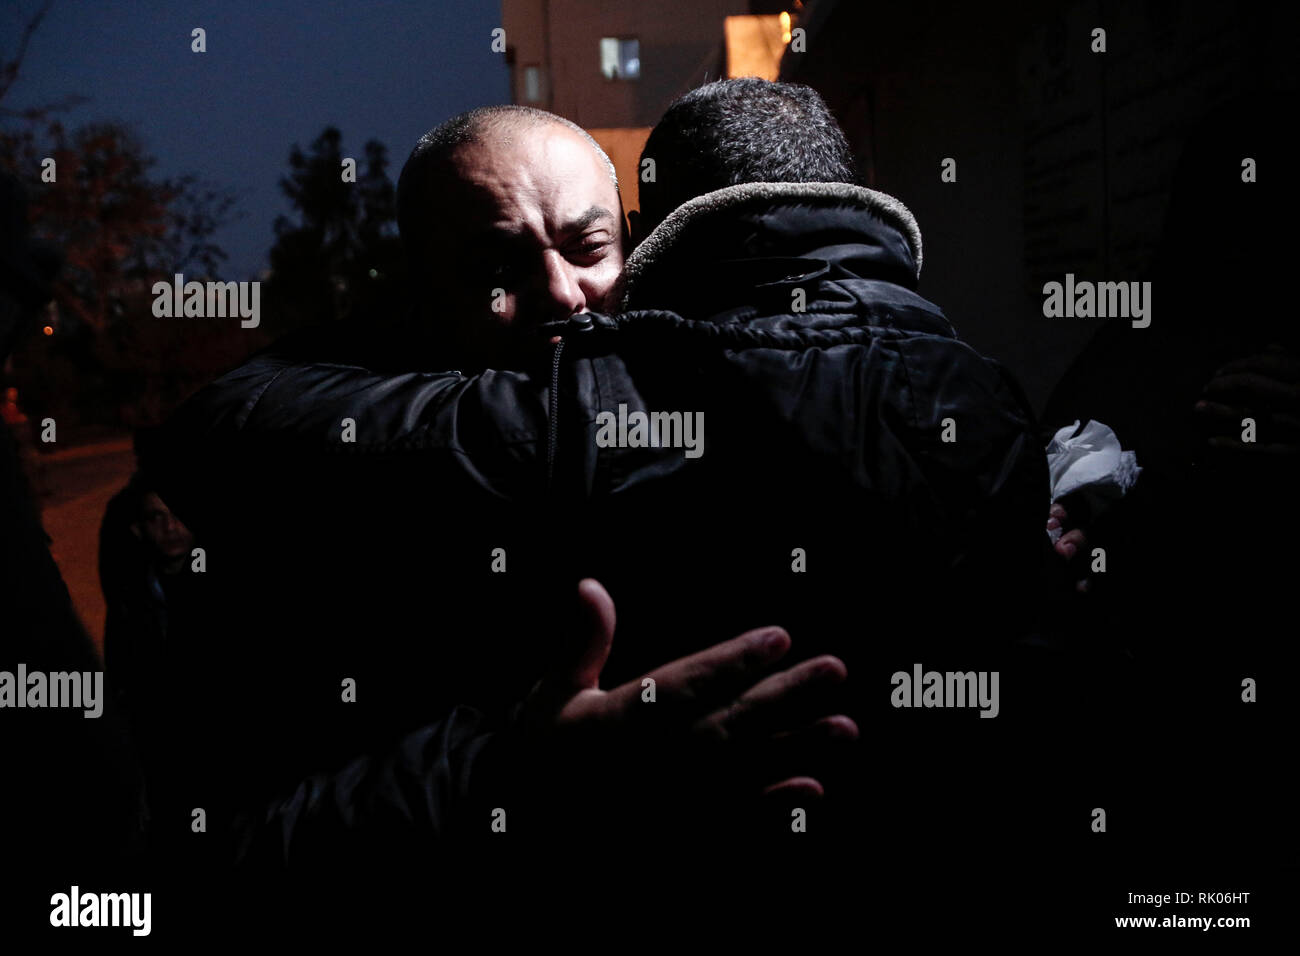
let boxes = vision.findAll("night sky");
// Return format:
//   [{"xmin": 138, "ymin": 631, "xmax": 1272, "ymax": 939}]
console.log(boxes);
[{"xmin": 3, "ymin": 0, "xmax": 510, "ymax": 280}]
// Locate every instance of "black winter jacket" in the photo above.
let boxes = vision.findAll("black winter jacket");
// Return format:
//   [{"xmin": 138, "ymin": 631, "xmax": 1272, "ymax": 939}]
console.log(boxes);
[{"xmin": 140, "ymin": 182, "xmax": 1049, "ymax": 873}]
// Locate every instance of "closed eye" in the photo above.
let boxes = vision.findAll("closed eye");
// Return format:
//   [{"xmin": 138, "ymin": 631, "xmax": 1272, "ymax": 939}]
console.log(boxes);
[{"xmin": 567, "ymin": 234, "xmax": 613, "ymax": 262}]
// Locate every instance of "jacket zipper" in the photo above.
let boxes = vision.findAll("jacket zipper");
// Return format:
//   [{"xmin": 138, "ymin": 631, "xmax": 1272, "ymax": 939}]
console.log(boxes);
[
  {"xmin": 545, "ymin": 314, "xmax": 599, "ymax": 491},
  {"xmin": 547, "ymin": 336, "xmax": 565, "ymax": 491}
]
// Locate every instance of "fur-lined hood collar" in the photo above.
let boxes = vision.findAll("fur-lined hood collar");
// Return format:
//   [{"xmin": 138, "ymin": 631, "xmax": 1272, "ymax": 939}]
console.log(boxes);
[{"xmin": 621, "ymin": 181, "xmax": 923, "ymax": 310}]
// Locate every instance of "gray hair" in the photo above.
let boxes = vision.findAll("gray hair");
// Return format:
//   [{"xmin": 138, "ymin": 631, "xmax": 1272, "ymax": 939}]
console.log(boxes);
[{"xmin": 638, "ymin": 78, "xmax": 856, "ymax": 232}]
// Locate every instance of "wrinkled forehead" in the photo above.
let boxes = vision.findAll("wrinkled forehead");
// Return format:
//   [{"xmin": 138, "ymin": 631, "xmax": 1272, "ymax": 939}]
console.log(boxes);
[{"xmin": 441, "ymin": 124, "xmax": 618, "ymax": 235}]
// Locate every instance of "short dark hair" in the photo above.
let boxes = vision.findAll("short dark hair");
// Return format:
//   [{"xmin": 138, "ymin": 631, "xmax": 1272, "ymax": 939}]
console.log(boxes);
[
  {"xmin": 396, "ymin": 105, "xmax": 616, "ymax": 257},
  {"xmin": 638, "ymin": 78, "xmax": 857, "ymax": 231}
]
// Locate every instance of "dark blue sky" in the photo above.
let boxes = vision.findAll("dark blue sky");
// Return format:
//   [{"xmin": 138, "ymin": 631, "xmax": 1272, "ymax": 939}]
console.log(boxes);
[{"xmin": 3, "ymin": 0, "xmax": 510, "ymax": 280}]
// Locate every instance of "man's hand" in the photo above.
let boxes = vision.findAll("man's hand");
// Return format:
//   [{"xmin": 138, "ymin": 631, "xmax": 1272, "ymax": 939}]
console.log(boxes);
[
  {"xmin": 518, "ymin": 578, "xmax": 857, "ymax": 802},
  {"xmin": 1195, "ymin": 343, "xmax": 1300, "ymax": 458},
  {"xmin": 1047, "ymin": 501, "xmax": 1091, "ymax": 593}
]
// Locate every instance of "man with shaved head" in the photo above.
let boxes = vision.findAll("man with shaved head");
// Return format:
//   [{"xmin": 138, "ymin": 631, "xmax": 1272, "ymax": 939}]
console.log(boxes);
[{"xmin": 395, "ymin": 106, "xmax": 627, "ymax": 367}]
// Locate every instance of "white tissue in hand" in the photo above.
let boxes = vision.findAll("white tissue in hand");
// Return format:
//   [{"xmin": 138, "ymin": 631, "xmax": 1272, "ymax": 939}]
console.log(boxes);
[{"xmin": 1047, "ymin": 419, "xmax": 1141, "ymax": 505}]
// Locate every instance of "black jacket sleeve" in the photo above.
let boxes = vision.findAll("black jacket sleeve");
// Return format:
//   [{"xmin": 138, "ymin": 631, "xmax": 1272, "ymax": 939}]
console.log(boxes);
[
  {"xmin": 135, "ymin": 343, "xmax": 557, "ymax": 869},
  {"xmin": 139, "ymin": 347, "xmax": 553, "ymax": 537},
  {"xmin": 895, "ymin": 334, "xmax": 1052, "ymax": 655},
  {"xmin": 225, "ymin": 706, "xmax": 507, "ymax": 869}
]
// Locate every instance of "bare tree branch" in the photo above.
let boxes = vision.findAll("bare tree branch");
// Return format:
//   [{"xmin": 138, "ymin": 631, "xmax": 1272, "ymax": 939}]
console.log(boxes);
[{"xmin": 0, "ymin": 0, "xmax": 54, "ymax": 104}]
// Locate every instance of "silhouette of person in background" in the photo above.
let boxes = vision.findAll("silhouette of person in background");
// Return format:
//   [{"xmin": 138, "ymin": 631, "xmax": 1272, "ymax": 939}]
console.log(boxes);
[
  {"xmin": 2, "ymin": 382, "xmax": 47, "ymax": 501},
  {"xmin": 1040, "ymin": 90, "xmax": 1297, "ymax": 864},
  {"xmin": 100, "ymin": 472, "xmax": 197, "ymax": 774},
  {"xmin": 1044, "ymin": 91, "xmax": 1297, "ymax": 690},
  {"xmin": 0, "ymin": 172, "xmax": 145, "ymax": 902}
]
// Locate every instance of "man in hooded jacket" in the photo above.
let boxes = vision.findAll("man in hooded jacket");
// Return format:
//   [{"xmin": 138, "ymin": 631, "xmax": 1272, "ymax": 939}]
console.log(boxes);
[{"xmin": 140, "ymin": 83, "xmax": 1053, "ymax": 914}]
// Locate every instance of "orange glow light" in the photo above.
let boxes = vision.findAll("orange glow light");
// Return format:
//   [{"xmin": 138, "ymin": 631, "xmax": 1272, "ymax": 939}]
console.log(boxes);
[
  {"xmin": 780, "ymin": 11, "xmax": 792, "ymax": 44},
  {"xmin": 42, "ymin": 325, "xmax": 54, "ymax": 336},
  {"xmin": 725, "ymin": 14, "xmax": 789, "ymax": 80}
]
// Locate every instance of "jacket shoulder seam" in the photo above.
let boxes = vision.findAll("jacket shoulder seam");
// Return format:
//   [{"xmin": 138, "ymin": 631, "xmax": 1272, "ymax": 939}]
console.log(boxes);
[{"xmin": 235, "ymin": 362, "xmax": 294, "ymax": 431}]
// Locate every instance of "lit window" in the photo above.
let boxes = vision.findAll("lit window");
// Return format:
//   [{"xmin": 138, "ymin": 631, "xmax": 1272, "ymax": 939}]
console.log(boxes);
[
  {"xmin": 523, "ymin": 65, "xmax": 542, "ymax": 102},
  {"xmin": 600, "ymin": 37, "xmax": 640, "ymax": 80}
]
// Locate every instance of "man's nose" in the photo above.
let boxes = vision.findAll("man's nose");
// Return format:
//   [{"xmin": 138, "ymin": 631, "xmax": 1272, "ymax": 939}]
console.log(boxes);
[{"xmin": 538, "ymin": 250, "xmax": 586, "ymax": 319}]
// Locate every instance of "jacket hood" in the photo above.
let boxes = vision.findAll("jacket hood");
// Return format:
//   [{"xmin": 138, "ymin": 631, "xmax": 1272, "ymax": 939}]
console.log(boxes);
[{"xmin": 620, "ymin": 181, "xmax": 924, "ymax": 314}]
